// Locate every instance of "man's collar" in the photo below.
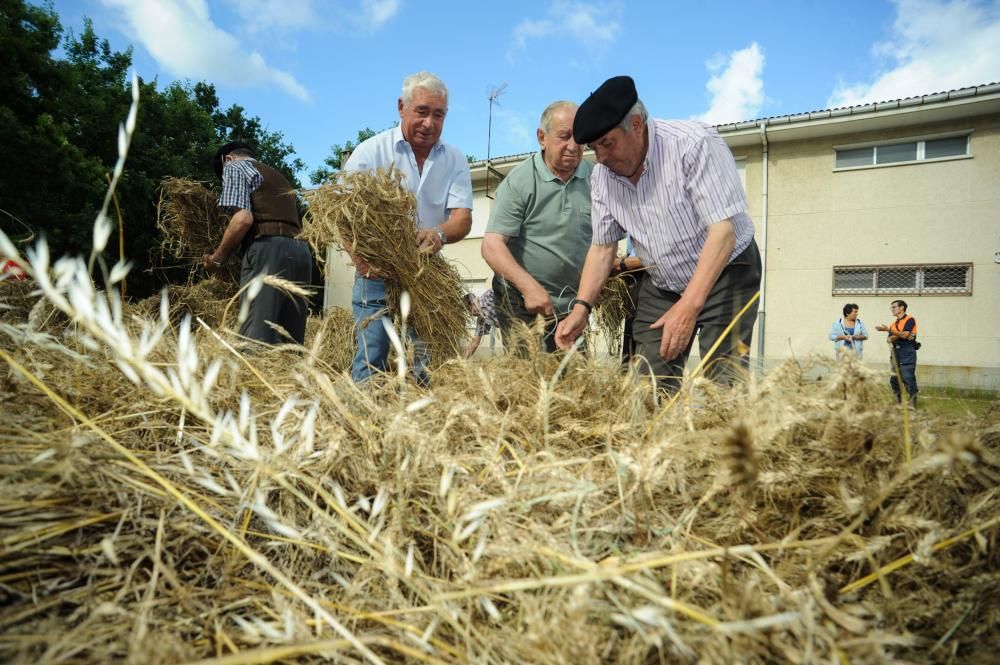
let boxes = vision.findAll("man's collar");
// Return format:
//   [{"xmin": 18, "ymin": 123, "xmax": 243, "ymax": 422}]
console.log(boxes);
[
  {"xmin": 535, "ymin": 150, "xmax": 584, "ymax": 182},
  {"xmin": 394, "ymin": 125, "xmax": 444, "ymax": 153},
  {"xmin": 534, "ymin": 151, "xmax": 559, "ymax": 182}
]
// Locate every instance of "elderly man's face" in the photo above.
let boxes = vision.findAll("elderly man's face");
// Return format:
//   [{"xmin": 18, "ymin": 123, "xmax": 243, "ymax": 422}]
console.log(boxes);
[
  {"xmin": 538, "ymin": 107, "xmax": 582, "ymax": 174},
  {"xmin": 399, "ymin": 87, "xmax": 447, "ymax": 154},
  {"xmin": 588, "ymin": 115, "xmax": 645, "ymax": 178}
]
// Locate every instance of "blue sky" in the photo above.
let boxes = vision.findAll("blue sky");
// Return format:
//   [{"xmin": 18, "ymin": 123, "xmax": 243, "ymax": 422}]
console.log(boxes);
[{"xmin": 52, "ymin": 1, "xmax": 1000, "ymax": 181}]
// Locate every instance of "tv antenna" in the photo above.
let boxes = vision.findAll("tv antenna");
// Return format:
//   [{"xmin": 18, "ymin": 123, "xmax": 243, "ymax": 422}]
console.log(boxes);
[{"xmin": 486, "ymin": 83, "xmax": 508, "ymax": 199}]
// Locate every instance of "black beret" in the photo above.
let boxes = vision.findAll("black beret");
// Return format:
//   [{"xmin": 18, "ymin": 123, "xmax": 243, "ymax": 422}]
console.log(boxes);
[
  {"xmin": 573, "ymin": 76, "xmax": 638, "ymax": 145},
  {"xmin": 213, "ymin": 141, "xmax": 256, "ymax": 178}
]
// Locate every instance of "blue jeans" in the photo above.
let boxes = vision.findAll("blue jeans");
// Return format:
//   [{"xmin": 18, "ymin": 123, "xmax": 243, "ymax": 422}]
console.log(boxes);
[{"xmin": 351, "ymin": 275, "xmax": 428, "ymax": 384}]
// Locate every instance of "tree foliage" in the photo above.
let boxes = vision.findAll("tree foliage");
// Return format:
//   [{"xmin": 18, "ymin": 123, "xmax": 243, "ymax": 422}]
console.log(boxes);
[
  {"xmin": 309, "ymin": 127, "xmax": 378, "ymax": 185},
  {"xmin": 0, "ymin": 1, "xmax": 304, "ymax": 298}
]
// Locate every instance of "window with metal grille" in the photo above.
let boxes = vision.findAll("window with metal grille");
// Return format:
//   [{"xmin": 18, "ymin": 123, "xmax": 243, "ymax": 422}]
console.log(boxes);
[
  {"xmin": 834, "ymin": 133, "xmax": 970, "ymax": 169},
  {"xmin": 832, "ymin": 264, "xmax": 971, "ymax": 295}
]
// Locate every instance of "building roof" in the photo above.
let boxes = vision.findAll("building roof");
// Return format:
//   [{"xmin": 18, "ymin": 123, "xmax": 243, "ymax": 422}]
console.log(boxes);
[
  {"xmin": 472, "ymin": 81, "xmax": 1000, "ymax": 168},
  {"xmin": 715, "ymin": 81, "xmax": 1000, "ymax": 133}
]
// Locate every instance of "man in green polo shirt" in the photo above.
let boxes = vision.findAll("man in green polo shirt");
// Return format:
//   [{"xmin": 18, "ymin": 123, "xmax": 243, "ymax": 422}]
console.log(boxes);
[{"xmin": 481, "ymin": 100, "xmax": 593, "ymax": 352}]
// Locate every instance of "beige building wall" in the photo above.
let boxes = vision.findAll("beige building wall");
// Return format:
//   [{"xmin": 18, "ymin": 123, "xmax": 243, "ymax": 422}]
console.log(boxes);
[{"xmin": 758, "ymin": 114, "xmax": 1000, "ymax": 387}]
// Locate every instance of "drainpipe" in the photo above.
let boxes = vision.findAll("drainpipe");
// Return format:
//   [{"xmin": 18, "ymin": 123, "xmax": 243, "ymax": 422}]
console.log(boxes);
[{"xmin": 756, "ymin": 121, "xmax": 769, "ymax": 369}]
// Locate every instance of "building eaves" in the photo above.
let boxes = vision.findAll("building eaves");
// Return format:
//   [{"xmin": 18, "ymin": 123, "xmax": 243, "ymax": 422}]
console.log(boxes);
[
  {"xmin": 715, "ymin": 81, "xmax": 1000, "ymax": 134},
  {"xmin": 475, "ymin": 82, "xmax": 1000, "ymax": 164}
]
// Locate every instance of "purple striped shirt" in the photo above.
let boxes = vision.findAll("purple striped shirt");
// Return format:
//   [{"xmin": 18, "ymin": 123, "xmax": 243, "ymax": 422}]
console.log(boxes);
[{"xmin": 591, "ymin": 119, "xmax": 755, "ymax": 292}]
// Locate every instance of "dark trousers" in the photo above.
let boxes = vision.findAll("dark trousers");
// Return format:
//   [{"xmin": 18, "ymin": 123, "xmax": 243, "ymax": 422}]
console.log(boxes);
[
  {"xmin": 238, "ymin": 236, "xmax": 312, "ymax": 345},
  {"xmin": 631, "ymin": 241, "xmax": 761, "ymax": 391},
  {"xmin": 889, "ymin": 360, "xmax": 918, "ymax": 404},
  {"xmin": 492, "ymin": 277, "xmax": 559, "ymax": 354},
  {"xmin": 620, "ymin": 272, "xmax": 642, "ymax": 364}
]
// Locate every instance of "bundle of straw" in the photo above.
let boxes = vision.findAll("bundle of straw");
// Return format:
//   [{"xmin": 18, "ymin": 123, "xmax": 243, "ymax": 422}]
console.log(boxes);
[
  {"xmin": 593, "ymin": 272, "xmax": 636, "ymax": 357},
  {"xmin": 302, "ymin": 167, "xmax": 468, "ymax": 368},
  {"xmin": 156, "ymin": 177, "xmax": 230, "ymax": 263}
]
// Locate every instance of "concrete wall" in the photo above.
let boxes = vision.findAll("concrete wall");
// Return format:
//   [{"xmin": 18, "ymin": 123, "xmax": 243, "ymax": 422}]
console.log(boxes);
[{"xmin": 757, "ymin": 114, "xmax": 1000, "ymax": 388}]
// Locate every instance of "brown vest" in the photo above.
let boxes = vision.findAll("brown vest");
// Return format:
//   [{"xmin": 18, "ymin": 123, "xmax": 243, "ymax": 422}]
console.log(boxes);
[{"xmin": 249, "ymin": 161, "xmax": 299, "ymax": 227}]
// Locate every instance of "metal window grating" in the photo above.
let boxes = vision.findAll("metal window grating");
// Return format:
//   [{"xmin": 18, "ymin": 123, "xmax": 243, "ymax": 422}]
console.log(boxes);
[{"xmin": 833, "ymin": 264, "xmax": 971, "ymax": 295}]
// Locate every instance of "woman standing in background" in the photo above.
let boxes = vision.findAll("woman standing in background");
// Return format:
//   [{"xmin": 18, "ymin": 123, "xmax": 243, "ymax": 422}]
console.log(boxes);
[{"xmin": 830, "ymin": 303, "xmax": 868, "ymax": 358}]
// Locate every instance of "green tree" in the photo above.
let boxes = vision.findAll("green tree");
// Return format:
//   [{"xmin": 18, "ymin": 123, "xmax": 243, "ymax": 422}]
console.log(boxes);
[
  {"xmin": 309, "ymin": 127, "xmax": 377, "ymax": 184},
  {"xmin": 0, "ymin": 5, "xmax": 107, "ymax": 253},
  {"xmin": 0, "ymin": 1, "xmax": 307, "ymax": 298}
]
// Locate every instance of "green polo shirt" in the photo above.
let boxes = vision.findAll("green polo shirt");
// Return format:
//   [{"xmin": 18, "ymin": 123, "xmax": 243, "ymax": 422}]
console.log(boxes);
[{"xmin": 486, "ymin": 151, "xmax": 592, "ymax": 314}]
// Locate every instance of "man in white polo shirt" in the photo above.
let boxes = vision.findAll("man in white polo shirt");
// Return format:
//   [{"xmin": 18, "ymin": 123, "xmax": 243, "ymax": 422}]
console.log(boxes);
[
  {"xmin": 555, "ymin": 76, "xmax": 761, "ymax": 391},
  {"xmin": 343, "ymin": 71, "xmax": 473, "ymax": 384}
]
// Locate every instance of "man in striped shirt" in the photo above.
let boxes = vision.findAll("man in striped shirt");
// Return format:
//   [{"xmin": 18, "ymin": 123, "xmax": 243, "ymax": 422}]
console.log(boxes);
[{"xmin": 555, "ymin": 76, "xmax": 761, "ymax": 391}]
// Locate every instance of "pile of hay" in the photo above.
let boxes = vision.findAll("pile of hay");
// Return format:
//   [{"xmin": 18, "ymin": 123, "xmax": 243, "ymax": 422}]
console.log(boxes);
[
  {"xmin": 305, "ymin": 305, "xmax": 356, "ymax": 374},
  {"xmin": 128, "ymin": 285, "xmax": 355, "ymax": 372},
  {"xmin": 1, "ymin": 244, "xmax": 999, "ymax": 664},
  {"xmin": 128, "ymin": 277, "xmax": 240, "ymax": 329},
  {"xmin": 156, "ymin": 177, "xmax": 234, "ymax": 276},
  {"xmin": 302, "ymin": 168, "xmax": 468, "ymax": 368}
]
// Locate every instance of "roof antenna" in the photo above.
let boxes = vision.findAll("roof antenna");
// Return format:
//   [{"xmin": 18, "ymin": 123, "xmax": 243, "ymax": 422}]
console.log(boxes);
[{"xmin": 486, "ymin": 83, "xmax": 508, "ymax": 199}]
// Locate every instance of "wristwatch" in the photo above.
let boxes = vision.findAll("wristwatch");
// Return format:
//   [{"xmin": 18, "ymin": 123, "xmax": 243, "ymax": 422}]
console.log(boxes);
[
  {"xmin": 570, "ymin": 298, "xmax": 592, "ymax": 314},
  {"xmin": 435, "ymin": 228, "xmax": 447, "ymax": 247}
]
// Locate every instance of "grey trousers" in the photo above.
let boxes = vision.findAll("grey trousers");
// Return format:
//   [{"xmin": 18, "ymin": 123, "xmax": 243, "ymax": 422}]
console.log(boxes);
[
  {"xmin": 492, "ymin": 277, "xmax": 560, "ymax": 354},
  {"xmin": 239, "ymin": 236, "xmax": 313, "ymax": 345},
  {"xmin": 631, "ymin": 241, "xmax": 761, "ymax": 391}
]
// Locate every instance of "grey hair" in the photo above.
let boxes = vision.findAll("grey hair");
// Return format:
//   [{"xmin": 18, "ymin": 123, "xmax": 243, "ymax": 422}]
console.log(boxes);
[
  {"xmin": 617, "ymin": 99, "xmax": 649, "ymax": 133},
  {"xmin": 401, "ymin": 71, "xmax": 448, "ymax": 106},
  {"xmin": 539, "ymin": 101, "xmax": 578, "ymax": 135}
]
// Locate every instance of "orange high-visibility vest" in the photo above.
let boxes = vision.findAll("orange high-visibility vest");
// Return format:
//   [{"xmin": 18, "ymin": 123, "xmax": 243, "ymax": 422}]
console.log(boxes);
[{"xmin": 891, "ymin": 314, "xmax": 917, "ymax": 337}]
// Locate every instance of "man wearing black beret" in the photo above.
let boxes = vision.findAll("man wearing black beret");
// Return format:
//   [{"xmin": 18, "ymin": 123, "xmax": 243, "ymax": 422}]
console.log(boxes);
[
  {"xmin": 555, "ymin": 76, "xmax": 761, "ymax": 391},
  {"xmin": 202, "ymin": 141, "xmax": 312, "ymax": 346}
]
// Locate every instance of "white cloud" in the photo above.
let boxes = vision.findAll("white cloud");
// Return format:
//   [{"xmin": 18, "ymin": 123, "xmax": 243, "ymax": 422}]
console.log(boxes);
[
  {"xmin": 695, "ymin": 42, "xmax": 765, "ymax": 125},
  {"xmin": 494, "ymin": 107, "xmax": 535, "ymax": 153},
  {"xmin": 360, "ymin": 0, "xmax": 401, "ymax": 29},
  {"xmin": 223, "ymin": 0, "xmax": 319, "ymax": 33},
  {"xmin": 508, "ymin": 1, "xmax": 621, "ymax": 62},
  {"xmin": 101, "ymin": 0, "xmax": 310, "ymax": 102},
  {"xmin": 828, "ymin": 0, "xmax": 1000, "ymax": 108}
]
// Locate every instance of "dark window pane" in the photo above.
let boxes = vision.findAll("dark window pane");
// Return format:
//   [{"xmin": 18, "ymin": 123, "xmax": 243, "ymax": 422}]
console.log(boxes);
[
  {"xmin": 923, "ymin": 265, "xmax": 969, "ymax": 291},
  {"xmin": 836, "ymin": 147, "xmax": 873, "ymax": 168},
  {"xmin": 877, "ymin": 267, "xmax": 917, "ymax": 290},
  {"xmin": 875, "ymin": 142, "xmax": 917, "ymax": 164},
  {"xmin": 925, "ymin": 136, "xmax": 968, "ymax": 159},
  {"xmin": 834, "ymin": 268, "xmax": 874, "ymax": 291}
]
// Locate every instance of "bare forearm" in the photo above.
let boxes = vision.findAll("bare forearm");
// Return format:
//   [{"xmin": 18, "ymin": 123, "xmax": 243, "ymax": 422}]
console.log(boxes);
[
  {"xmin": 439, "ymin": 208, "xmax": 472, "ymax": 243},
  {"xmin": 482, "ymin": 234, "xmax": 544, "ymax": 295},
  {"xmin": 576, "ymin": 243, "xmax": 617, "ymax": 304},
  {"xmin": 212, "ymin": 209, "xmax": 253, "ymax": 261},
  {"xmin": 555, "ymin": 242, "xmax": 616, "ymax": 349},
  {"xmin": 680, "ymin": 220, "xmax": 736, "ymax": 310}
]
